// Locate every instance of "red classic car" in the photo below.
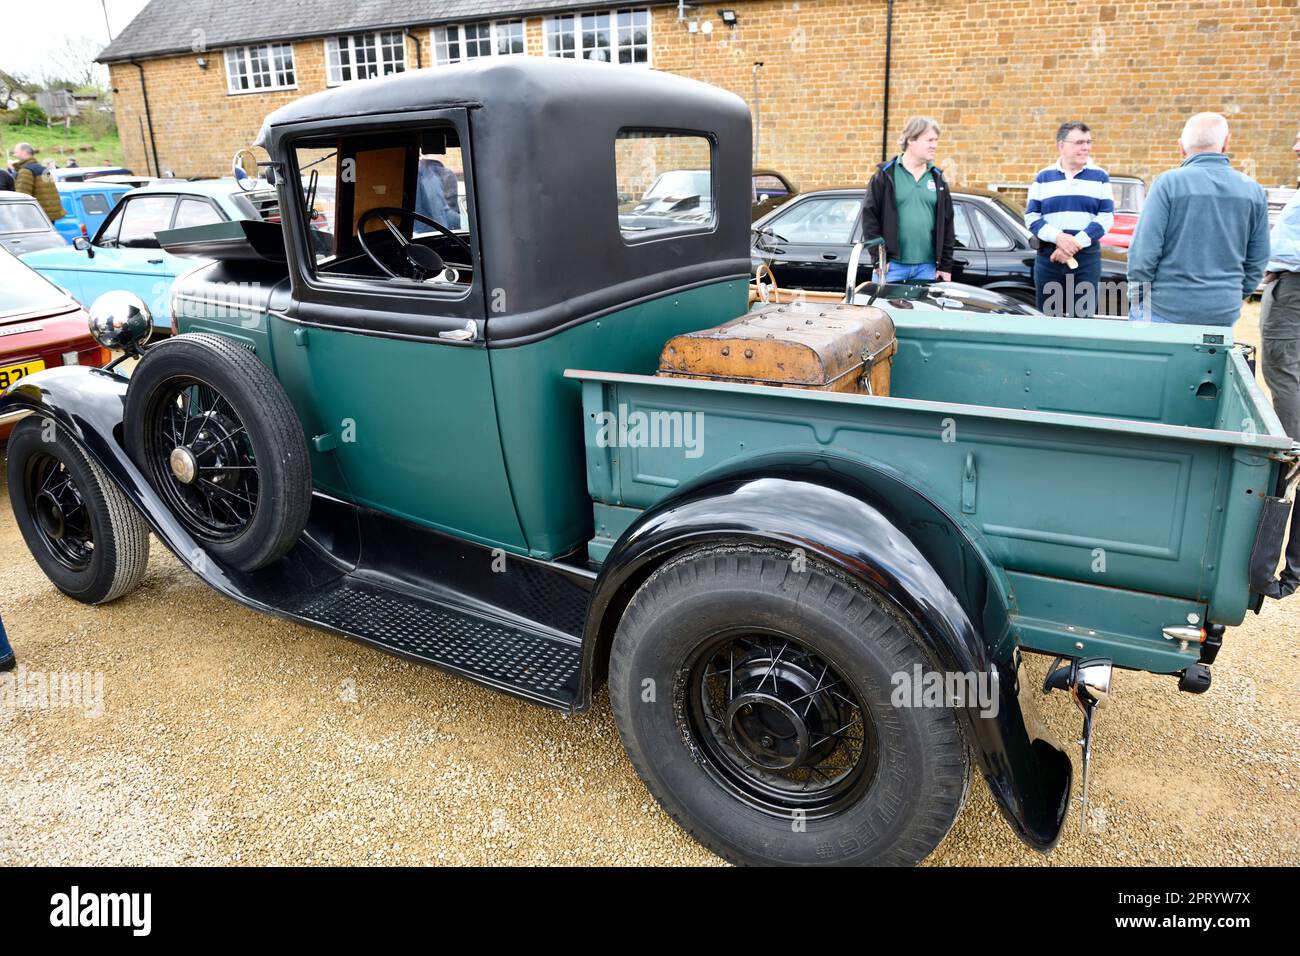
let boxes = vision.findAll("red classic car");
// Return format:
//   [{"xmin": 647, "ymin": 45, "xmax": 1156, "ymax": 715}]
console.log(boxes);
[
  {"xmin": 0, "ymin": 248, "xmax": 111, "ymax": 439},
  {"xmin": 1100, "ymin": 174, "xmax": 1146, "ymax": 250}
]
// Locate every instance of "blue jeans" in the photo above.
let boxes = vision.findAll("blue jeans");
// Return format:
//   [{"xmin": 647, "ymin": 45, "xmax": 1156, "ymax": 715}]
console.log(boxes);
[
  {"xmin": 0, "ymin": 611, "xmax": 13, "ymax": 668},
  {"xmin": 886, "ymin": 261, "xmax": 937, "ymax": 283},
  {"xmin": 1034, "ymin": 248, "xmax": 1101, "ymax": 317}
]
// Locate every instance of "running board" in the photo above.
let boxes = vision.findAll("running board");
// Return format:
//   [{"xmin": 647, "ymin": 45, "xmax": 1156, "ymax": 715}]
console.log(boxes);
[{"xmin": 289, "ymin": 578, "xmax": 582, "ymax": 710}]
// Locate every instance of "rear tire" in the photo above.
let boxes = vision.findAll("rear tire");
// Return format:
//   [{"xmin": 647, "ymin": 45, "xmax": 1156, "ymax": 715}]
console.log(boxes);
[
  {"xmin": 609, "ymin": 545, "xmax": 971, "ymax": 866},
  {"xmin": 6, "ymin": 415, "xmax": 150, "ymax": 605}
]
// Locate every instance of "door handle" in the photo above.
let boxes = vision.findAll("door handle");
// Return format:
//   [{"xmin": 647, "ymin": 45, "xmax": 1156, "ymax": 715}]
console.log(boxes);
[
  {"xmin": 438, "ymin": 320, "xmax": 479, "ymax": 342},
  {"xmin": 147, "ymin": 258, "xmax": 164, "ymax": 264}
]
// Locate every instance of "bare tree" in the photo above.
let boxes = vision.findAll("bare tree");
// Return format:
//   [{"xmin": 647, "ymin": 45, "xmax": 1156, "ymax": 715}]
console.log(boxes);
[{"xmin": 43, "ymin": 34, "xmax": 108, "ymax": 90}]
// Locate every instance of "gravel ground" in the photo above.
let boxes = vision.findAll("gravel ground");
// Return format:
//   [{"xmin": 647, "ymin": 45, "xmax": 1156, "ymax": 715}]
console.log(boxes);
[{"xmin": 1, "ymin": 304, "xmax": 1297, "ymax": 866}]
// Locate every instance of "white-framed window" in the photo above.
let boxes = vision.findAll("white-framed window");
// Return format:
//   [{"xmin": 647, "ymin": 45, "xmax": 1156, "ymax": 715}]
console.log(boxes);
[
  {"xmin": 494, "ymin": 20, "xmax": 525, "ymax": 56},
  {"xmin": 224, "ymin": 42, "xmax": 296, "ymax": 94},
  {"xmin": 433, "ymin": 20, "xmax": 526, "ymax": 65},
  {"xmin": 326, "ymin": 31, "xmax": 407, "ymax": 85},
  {"xmin": 544, "ymin": 9, "xmax": 650, "ymax": 65}
]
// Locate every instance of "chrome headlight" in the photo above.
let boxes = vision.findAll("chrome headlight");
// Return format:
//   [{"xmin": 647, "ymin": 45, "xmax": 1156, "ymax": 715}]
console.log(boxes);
[{"xmin": 88, "ymin": 291, "xmax": 154, "ymax": 352}]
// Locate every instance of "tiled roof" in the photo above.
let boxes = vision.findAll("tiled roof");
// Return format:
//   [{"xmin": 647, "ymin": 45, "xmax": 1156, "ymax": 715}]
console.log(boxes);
[{"xmin": 98, "ymin": 0, "xmax": 674, "ymax": 62}]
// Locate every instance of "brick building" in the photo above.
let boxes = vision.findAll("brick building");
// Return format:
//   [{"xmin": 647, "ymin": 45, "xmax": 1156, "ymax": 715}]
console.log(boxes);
[{"xmin": 100, "ymin": 0, "xmax": 1300, "ymax": 192}]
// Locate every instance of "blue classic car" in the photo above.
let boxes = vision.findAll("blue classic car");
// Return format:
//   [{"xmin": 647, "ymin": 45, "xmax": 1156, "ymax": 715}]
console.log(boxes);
[
  {"xmin": 51, "ymin": 181, "xmax": 134, "ymax": 244},
  {"xmin": 21, "ymin": 179, "xmax": 280, "ymax": 330}
]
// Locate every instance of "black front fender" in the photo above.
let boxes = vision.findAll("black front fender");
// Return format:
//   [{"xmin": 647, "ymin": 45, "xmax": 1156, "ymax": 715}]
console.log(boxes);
[
  {"xmin": 584, "ymin": 471, "xmax": 1072, "ymax": 852},
  {"xmin": 0, "ymin": 366, "xmax": 303, "ymax": 610}
]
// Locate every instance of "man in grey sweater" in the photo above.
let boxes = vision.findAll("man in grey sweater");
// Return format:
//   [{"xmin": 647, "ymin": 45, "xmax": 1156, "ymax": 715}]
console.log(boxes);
[{"xmin": 1127, "ymin": 113, "xmax": 1270, "ymax": 326}]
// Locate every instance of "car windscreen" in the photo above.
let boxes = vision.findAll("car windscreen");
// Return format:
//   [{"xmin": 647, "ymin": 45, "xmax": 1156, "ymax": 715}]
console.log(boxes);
[
  {"xmin": 0, "ymin": 202, "xmax": 51, "ymax": 233},
  {"xmin": 643, "ymin": 170, "xmax": 710, "ymax": 202},
  {"xmin": 0, "ymin": 250, "xmax": 69, "ymax": 314}
]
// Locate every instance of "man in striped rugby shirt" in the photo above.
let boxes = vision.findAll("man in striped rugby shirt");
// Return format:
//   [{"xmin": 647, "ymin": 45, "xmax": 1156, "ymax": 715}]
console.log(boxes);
[{"xmin": 1024, "ymin": 122, "xmax": 1115, "ymax": 318}]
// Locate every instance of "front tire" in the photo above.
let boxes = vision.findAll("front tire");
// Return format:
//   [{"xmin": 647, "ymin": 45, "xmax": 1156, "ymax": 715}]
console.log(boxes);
[
  {"xmin": 6, "ymin": 415, "xmax": 150, "ymax": 604},
  {"xmin": 609, "ymin": 546, "xmax": 971, "ymax": 866}
]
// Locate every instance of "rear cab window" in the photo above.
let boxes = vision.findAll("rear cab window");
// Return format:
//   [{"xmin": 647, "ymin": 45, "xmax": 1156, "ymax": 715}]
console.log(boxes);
[{"xmin": 617, "ymin": 131, "xmax": 715, "ymax": 240}]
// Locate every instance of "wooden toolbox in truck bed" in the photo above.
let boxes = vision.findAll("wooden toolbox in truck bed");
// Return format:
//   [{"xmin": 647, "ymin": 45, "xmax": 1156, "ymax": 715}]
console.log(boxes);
[{"xmin": 657, "ymin": 301, "xmax": 898, "ymax": 395}]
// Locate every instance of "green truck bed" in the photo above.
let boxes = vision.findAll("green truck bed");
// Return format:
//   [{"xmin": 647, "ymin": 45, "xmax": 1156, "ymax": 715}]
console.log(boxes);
[{"xmin": 569, "ymin": 312, "xmax": 1295, "ymax": 675}]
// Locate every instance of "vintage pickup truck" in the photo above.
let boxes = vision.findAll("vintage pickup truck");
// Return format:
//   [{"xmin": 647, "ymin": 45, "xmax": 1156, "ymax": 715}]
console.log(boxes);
[{"xmin": 3, "ymin": 59, "xmax": 1296, "ymax": 867}]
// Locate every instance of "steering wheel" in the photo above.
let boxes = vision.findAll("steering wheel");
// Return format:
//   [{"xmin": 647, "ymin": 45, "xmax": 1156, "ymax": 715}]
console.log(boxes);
[
  {"xmin": 754, "ymin": 261, "xmax": 782, "ymax": 304},
  {"xmin": 355, "ymin": 206, "xmax": 473, "ymax": 283}
]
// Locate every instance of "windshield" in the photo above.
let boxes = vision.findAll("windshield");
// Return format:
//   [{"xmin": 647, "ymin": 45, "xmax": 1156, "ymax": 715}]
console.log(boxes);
[
  {"xmin": 0, "ymin": 249, "xmax": 67, "ymax": 315},
  {"xmin": 643, "ymin": 170, "xmax": 711, "ymax": 203},
  {"xmin": 0, "ymin": 202, "xmax": 51, "ymax": 233},
  {"xmin": 1113, "ymin": 180, "xmax": 1144, "ymax": 214}
]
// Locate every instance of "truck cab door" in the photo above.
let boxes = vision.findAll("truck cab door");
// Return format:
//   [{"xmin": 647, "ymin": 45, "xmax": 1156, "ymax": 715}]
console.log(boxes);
[{"xmin": 268, "ymin": 109, "xmax": 528, "ymax": 554}]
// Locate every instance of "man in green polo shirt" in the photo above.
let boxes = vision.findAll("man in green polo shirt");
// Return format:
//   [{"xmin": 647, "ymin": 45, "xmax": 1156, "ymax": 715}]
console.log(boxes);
[{"xmin": 860, "ymin": 116, "xmax": 957, "ymax": 283}]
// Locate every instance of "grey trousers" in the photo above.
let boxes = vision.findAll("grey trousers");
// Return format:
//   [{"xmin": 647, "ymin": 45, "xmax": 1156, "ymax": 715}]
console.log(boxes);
[{"xmin": 1260, "ymin": 272, "xmax": 1300, "ymax": 586}]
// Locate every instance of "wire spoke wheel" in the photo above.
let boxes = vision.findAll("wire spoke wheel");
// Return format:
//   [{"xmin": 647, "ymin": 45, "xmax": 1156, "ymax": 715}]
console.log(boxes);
[
  {"xmin": 683, "ymin": 627, "xmax": 879, "ymax": 818},
  {"xmin": 25, "ymin": 451, "xmax": 95, "ymax": 570},
  {"xmin": 142, "ymin": 376, "xmax": 261, "ymax": 542}
]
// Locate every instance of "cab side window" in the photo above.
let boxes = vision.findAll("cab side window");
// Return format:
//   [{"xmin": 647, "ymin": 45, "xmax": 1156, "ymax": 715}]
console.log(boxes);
[{"xmin": 292, "ymin": 122, "xmax": 471, "ymax": 293}]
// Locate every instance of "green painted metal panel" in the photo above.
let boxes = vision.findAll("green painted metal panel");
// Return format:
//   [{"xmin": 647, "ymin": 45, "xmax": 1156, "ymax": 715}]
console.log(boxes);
[
  {"xmin": 889, "ymin": 315, "xmax": 1231, "ymax": 428},
  {"xmin": 489, "ymin": 279, "xmax": 748, "ymax": 559},
  {"xmin": 1006, "ymin": 571, "xmax": 1205, "ymax": 672},
  {"xmin": 588, "ymin": 502, "xmax": 642, "ymax": 563},
  {"xmin": 575, "ymin": 371, "xmax": 1226, "ymax": 598},
  {"xmin": 272, "ymin": 323, "xmax": 527, "ymax": 551},
  {"xmin": 571, "ymin": 313, "xmax": 1285, "ymax": 634}
]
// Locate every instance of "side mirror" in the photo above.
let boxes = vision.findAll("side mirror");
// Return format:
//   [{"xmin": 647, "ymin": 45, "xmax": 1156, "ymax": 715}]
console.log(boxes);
[
  {"xmin": 73, "ymin": 236, "xmax": 93, "ymax": 257},
  {"xmin": 232, "ymin": 148, "xmax": 261, "ymax": 191},
  {"xmin": 88, "ymin": 291, "xmax": 154, "ymax": 353}
]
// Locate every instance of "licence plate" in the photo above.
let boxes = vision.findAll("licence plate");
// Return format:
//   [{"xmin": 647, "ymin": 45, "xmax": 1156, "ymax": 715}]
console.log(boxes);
[{"xmin": 0, "ymin": 359, "xmax": 45, "ymax": 390}]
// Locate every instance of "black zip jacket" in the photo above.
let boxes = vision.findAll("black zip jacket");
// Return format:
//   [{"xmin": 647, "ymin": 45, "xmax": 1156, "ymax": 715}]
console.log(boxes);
[{"xmin": 859, "ymin": 156, "xmax": 956, "ymax": 273}]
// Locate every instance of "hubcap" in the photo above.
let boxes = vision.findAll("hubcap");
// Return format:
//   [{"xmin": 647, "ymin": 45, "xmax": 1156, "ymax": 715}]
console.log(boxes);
[
  {"xmin": 685, "ymin": 631, "xmax": 878, "ymax": 818},
  {"xmin": 145, "ymin": 377, "xmax": 260, "ymax": 542},
  {"xmin": 169, "ymin": 446, "xmax": 198, "ymax": 484},
  {"xmin": 35, "ymin": 494, "xmax": 66, "ymax": 539},
  {"xmin": 24, "ymin": 453, "xmax": 94, "ymax": 570},
  {"xmin": 724, "ymin": 691, "xmax": 809, "ymax": 770}
]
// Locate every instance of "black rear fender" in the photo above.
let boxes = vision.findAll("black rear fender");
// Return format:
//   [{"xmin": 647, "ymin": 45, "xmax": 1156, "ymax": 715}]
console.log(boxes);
[{"xmin": 584, "ymin": 466, "xmax": 1072, "ymax": 851}]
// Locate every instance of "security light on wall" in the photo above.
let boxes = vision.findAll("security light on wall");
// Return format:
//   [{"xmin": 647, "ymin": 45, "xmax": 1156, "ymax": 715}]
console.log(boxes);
[
  {"xmin": 195, "ymin": 57, "xmax": 209, "ymax": 70},
  {"xmin": 718, "ymin": 9, "xmax": 739, "ymax": 27}
]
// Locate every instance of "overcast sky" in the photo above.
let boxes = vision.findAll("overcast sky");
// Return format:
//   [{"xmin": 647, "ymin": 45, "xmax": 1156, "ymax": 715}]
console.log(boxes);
[{"xmin": 1, "ymin": 0, "xmax": 151, "ymax": 82}]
